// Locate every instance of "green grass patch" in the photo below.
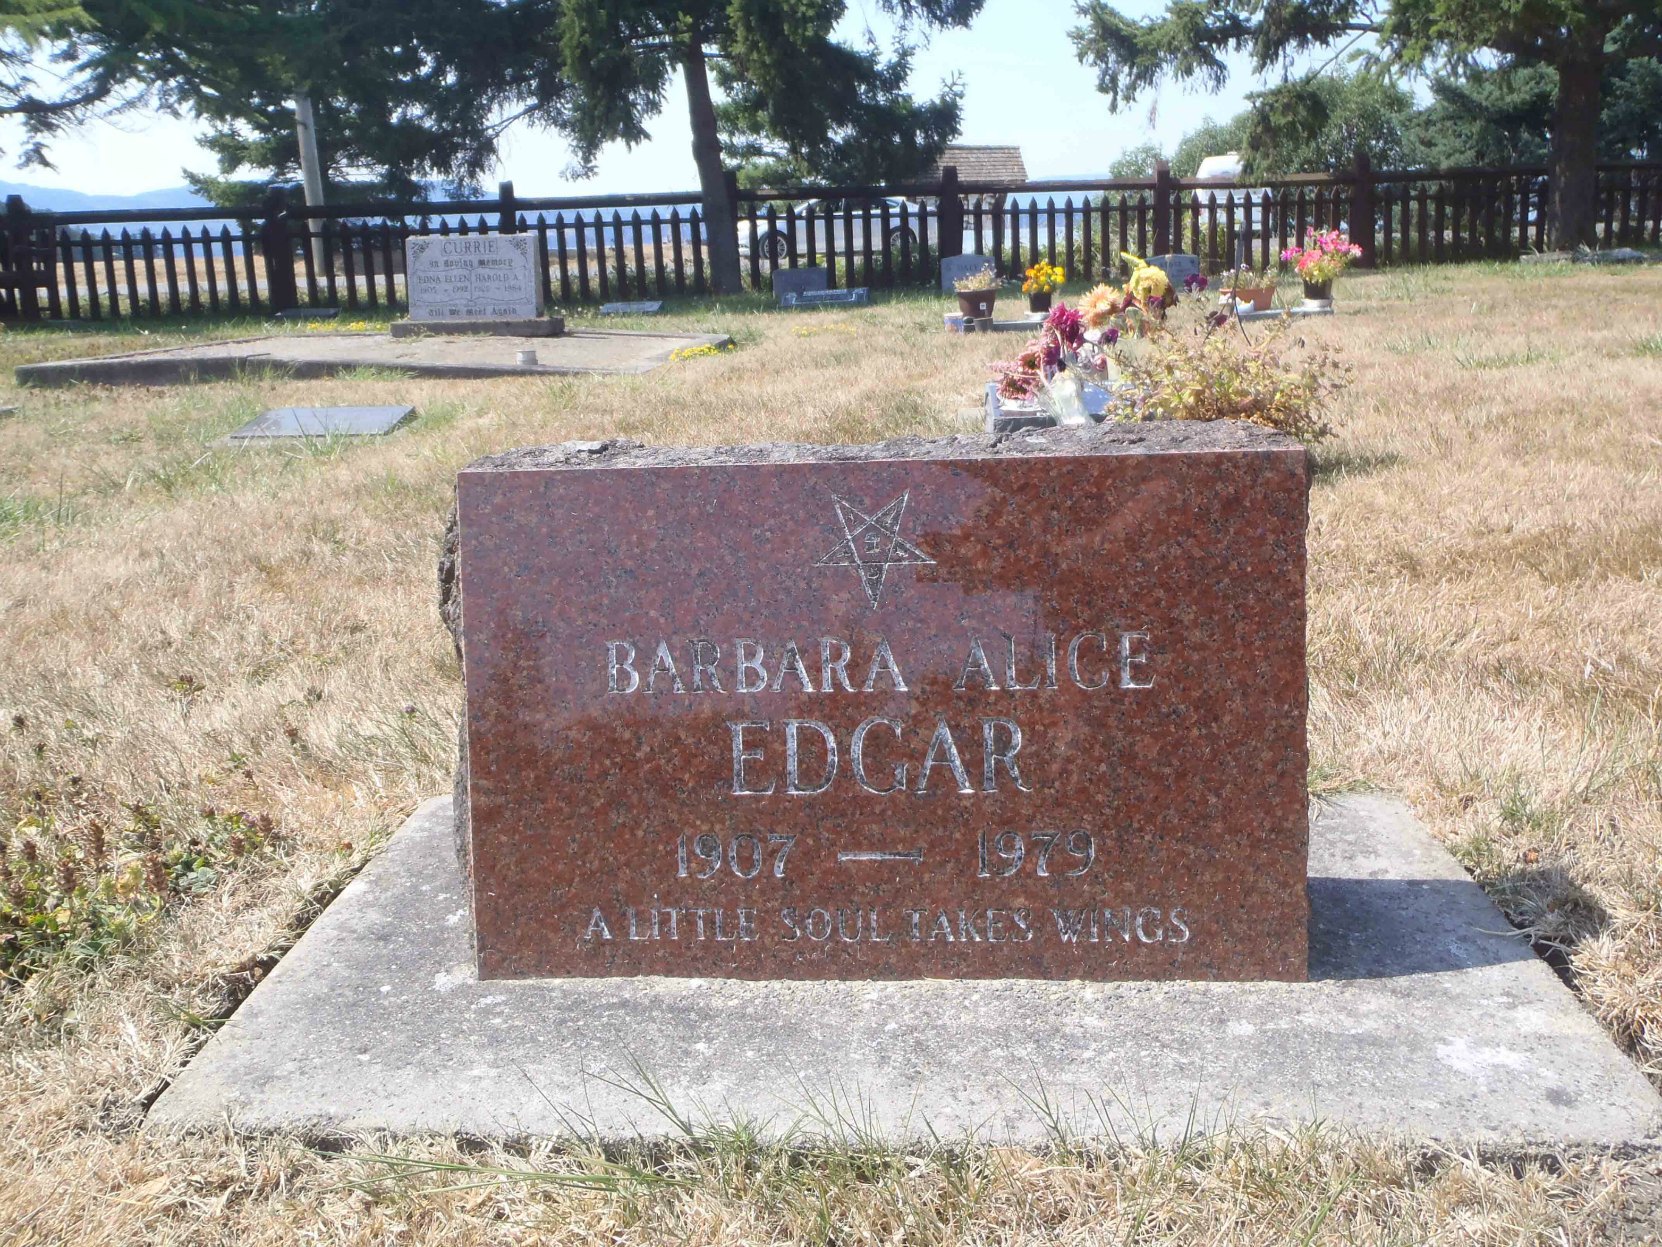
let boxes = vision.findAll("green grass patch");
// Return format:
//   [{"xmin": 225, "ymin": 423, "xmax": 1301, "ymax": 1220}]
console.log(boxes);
[{"xmin": 1, "ymin": 792, "xmax": 279, "ymax": 983}]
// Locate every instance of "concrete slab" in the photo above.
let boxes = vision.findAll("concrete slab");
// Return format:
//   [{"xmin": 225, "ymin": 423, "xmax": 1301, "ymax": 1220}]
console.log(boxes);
[
  {"xmin": 16, "ymin": 329, "xmax": 732, "ymax": 388},
  {"xmin": 599, "ymin": 301, "xmax": 664, "ymax": 316},
  {"xmin": 228, "ymin": 405, "xmax": 415, "ymax": 441},
  {"xmin": 1232, "ymin": 305, "xmax": 1336, "ymax": 321},
  {"xmin": 389, "ymin": 317, "xmax": 563, "ymax": 338},
  {"xmin": 146, "ymin": 794, "xmax": 1662, "ymax": 1148}
]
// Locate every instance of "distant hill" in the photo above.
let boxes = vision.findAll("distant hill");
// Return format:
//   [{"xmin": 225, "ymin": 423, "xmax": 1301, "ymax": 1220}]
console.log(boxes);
[{"xmin": 0, "ymin": 180, "xmax": 211, "ymax": 214}]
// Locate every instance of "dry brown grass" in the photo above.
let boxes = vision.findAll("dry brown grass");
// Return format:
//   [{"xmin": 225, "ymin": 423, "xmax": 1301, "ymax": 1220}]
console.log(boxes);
[{"xmin": 0, "ymin": 267, "xmax": 1660, "ymax": 1244}]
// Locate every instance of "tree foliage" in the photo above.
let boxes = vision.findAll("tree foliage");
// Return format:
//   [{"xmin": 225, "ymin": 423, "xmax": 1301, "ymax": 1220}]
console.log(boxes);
[
  {"xmin": 8, "ymin": 0, "xmax": 982, "ymax": 291},
  {"xmin": 719, "ymin": 38, "xmax": 962, "ymax": 186},
  {"xmin": 1072, "ymin": 0, "xmax": 1662, "ymax": 243}
]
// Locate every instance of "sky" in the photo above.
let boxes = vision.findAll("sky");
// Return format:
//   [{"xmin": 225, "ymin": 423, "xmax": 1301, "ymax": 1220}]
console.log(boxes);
[{"xmin": 0, "ymin": 0, "xmax": 1279, "ymax": 197}]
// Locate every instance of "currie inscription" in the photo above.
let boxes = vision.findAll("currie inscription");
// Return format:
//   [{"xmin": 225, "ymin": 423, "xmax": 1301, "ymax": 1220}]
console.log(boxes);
[{"xmin": 454, "ymin": 429, "xmax": 1311, "ymax": 982}]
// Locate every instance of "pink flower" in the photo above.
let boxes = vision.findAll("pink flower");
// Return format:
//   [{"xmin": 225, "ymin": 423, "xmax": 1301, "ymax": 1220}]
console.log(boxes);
[{"xmin": 1044, "ymin": 303, "xmax": 1084, "ymax": 349}]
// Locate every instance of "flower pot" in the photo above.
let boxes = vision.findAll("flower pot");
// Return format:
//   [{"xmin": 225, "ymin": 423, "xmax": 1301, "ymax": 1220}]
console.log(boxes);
[
  {"xmin": 1301, "ymin": 278, "xmax": 1333, "ymax": 308},
  {"xmin": 957, "ymin": 289, "xmax": 998, "ymax": 322},
  {"xmin": 1027, "ymin": 291, "xmax": 1052, "ymax": 314},
  {"xmin": 1223, "ymin": 286, "xmax": 1275, "ymax": 311}
]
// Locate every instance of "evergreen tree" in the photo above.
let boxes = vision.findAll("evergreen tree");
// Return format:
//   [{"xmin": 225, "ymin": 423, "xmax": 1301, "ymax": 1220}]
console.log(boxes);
[{"xmin": 1072, "ymin": 0, "xmax": 1662, "ymax": 244}]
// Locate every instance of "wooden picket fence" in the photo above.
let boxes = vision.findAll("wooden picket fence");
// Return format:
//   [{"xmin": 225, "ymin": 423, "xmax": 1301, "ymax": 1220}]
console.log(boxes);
[{"xmin": 2, "ymin": 156, "xmax": 1659, "ymax": 322}]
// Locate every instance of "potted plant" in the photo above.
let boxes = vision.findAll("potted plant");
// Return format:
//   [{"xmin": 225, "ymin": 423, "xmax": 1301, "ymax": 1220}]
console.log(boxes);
[
  {"xmin": 953, "ymin": 265, "xmax": 1001, "ymax": 322},
  {"xmin": 1021, "ymin": 260, "xmax": 1065, "ymax": 314},
  {"xmin": 1221, "ymin": 264, "xmax": 1278, "ymax": 311},
  {"xmin": 1280, "ymin": 230, "xmax": 1363, "ymax": 308}
]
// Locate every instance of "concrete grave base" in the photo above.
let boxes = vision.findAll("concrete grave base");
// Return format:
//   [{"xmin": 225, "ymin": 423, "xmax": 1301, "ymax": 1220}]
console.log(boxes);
[
  {"xmin": 146, "ymin": 794, "xmax": 1662, "ymax": 1148},
  {"xmin": 1232, "ymin": 304, "xmax": 1337, "ymax": 322},
  {"xmin": 16, "ymin": 329, "xmax": 730, "ymax": 387},
  {"xmin": 389, "ymin": 317, "xmax": 564, "ymax": 338}
]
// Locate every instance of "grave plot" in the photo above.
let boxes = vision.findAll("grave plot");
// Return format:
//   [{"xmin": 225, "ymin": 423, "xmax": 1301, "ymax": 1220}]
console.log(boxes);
[
  {"xmin": 14, "ymin": 328, "xmax": 733, "ymax": 387},
  {"xmin": 145, "ymin": 424, "xmax": 1662, "ymax": 1148}
]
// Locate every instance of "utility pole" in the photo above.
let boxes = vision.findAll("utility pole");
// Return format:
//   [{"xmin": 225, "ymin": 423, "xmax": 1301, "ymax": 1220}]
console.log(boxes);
[{"xmin": 293, "ymin": 91, "xmax": 327, "ymax": 275}]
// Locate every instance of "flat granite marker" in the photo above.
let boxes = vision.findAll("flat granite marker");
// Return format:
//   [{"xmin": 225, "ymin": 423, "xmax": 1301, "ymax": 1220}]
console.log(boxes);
[{"xmin": 450, "ymin": 424, "xmax": 1310, "ymax": 982}]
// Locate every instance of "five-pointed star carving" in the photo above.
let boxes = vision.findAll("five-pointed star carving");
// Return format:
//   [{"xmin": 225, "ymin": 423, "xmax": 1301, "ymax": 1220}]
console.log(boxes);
[{"xmin": 814, "ymin": 492, "xmax": 935, "ymax": 608}]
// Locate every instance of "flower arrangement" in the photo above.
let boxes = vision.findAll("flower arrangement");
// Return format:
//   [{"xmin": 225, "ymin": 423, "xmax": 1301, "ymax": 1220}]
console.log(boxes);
[
  {"xmin": 952, "ymin": 264, "xmax": 1000, "ymax": 293},
  {"xmin": 991, "ymin": 303, "xmax": 1094, "ymax": 403},
  {"xmin": 988, "ymin": 263, "xmax": 1346, "ymax": 443},
  {"xmin": 1123, "ymin": 252, "xmax": 1177, "ymax": 311},
  {"xmin": 1224, "ymin": 264, "xmax": 1278, "ymax": 290},
  {"xmin": 1280, "ymin": 230, "xmax": 1362, "ymax": 286},
  {"xmin": 1021, "ymin": 261, "xmax": 1065, "ymax": 296}
]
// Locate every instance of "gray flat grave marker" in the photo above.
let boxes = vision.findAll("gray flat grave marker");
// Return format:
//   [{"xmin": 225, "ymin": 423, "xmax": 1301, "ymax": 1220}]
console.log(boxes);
[
  {"xmin": 229, "ymin": 405, "xmax": 415, "ymax": 441},
  {"xmin": 781, "ymin": 287, "xmax": 868, "ymax": 308},
  {"xmin": 940, "ymin": 253, "xmax": 994, "ymax": 292},
  {"xmin": 599, "ymin": 300, "xmax": 664, "ymax": 315},
  {"xmin": 772, "ymin": 266, "xmax": 829, "ymax": 299},
  {"xmin": 1148, "ymin": 254, "xmax": 1201, "ymax": 286},
  {"xmin": 276, "ymin": 307, "xmax": 339, "ymax": 321},
  {"xmin": 406, "ymin": 234, "xmax": 540, "ymax": 321}
]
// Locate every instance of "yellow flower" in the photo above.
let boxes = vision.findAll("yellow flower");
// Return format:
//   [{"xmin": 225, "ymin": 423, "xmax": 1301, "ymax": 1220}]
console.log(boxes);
[{"xmin": 1021, "ymin": 260, "xmax": 1064, "ymax": 294}]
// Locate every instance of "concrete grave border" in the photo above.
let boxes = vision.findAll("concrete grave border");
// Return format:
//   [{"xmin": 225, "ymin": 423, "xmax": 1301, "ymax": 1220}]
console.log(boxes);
[
  {"xmin": 146, "ymin": 793, "xmax": 1662, "ymax": 1149},
  {"xmin": 15, "ymin": 329, "xmax": 732, "ymax": 388}
]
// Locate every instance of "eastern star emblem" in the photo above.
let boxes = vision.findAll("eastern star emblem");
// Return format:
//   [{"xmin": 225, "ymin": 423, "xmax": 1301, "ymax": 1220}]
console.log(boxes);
[{"xmin": 814, "ymin": 492, "xmax": 935, "ymax": 608}]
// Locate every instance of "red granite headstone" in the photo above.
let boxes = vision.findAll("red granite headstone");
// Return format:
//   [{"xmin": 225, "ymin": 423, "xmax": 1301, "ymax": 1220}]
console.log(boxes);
[{"xmin": 450, "ymin": 424, "xmax": 1310, "ymax": 982}]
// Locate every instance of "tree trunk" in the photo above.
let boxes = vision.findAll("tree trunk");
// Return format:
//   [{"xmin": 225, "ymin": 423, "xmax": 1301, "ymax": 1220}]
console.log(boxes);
[
  {"xmin": 682, "ymin": 38, "xmax": 742, "ymax": 294},
  {"xmin": 1547, "ymin": 36, "xmax": 1605, "ymax": 248}
]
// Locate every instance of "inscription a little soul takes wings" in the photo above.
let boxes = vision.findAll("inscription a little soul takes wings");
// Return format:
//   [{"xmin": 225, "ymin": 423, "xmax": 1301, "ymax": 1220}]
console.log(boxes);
[{"xmin": 454, "ymin": 428, "xmax": 1311, "ymax": 982}]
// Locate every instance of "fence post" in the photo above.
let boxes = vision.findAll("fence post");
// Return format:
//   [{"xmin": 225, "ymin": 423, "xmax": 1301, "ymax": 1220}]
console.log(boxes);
[
  {"xmin": 1152, "ymin": 160, "xmax": 1172, "ymax": 257},
  {"xmin": 1352, "ymin": 149, "xmax": 1376, "ymax": 267},
  {"xmin": 498, "ymin": 180, "xmax": 517, "ymax": 233},
  {"xmin": 937, "ymin": 165, "xmax": 964, "ymax": 260},
  {"xmin": 259, "ymin": 187, "xmax": 299, "ymax": 314},
  {"xmin": 4, "ymin": 195, "xmax": 42, "ymax": 321}
]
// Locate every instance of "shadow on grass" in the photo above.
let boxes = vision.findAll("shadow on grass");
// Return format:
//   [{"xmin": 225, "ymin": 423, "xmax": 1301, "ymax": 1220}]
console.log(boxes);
[{"xmin": 1311, "ymin": 445, "xmax": 1405, "ymax": 484}]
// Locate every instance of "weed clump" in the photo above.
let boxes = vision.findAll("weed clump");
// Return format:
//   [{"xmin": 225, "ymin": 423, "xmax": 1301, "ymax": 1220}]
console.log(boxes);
[{"xmin": 0, "ymin": 792, "xmax": 278, "ymax": 983}]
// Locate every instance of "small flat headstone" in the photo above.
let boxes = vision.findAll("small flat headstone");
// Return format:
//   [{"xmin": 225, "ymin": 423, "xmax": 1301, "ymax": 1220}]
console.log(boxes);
[
  {"xmin": 940, "ymin": 253, "xmax": 994, "ymax": 293},
  {"xmin": 983, "ymin": 380, "xmax": 1115, "ymax": 433},
  {"xmin": 772, "ymin": 266, "xmax": 830, "ymax": 299},
  {"xmin": 599, "ymin": 300, "xmax": 664, "ymax": 316},
  {"xmin": 1148, "ymin": 254, "xmax": 1201, "ymax": 286},
  {"xmin": 229, "ymin": 405, "xmax": 415, "ymax": 441},
  {"xmin": 405, "ymin": 234, "xmax": 540, "ymax": 321},
  {"xmin": 276, "ymin": 307, "xmax": 339, "ymax": 321},
  {"xmin": 0, "ymin": 406, "xmax": 16, "ymax": 420},
  {"xmin": 781, "ymin": 287, "xmax": 868, "ymax": 308},
  {"xmin": 1575, "ymin": 247, "xmax": 1649, "ymax": 265}
]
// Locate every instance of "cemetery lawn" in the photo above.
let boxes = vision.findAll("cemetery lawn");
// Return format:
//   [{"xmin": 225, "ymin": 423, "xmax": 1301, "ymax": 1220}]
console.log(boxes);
[{"xmin": 1, "ymin": 268, "xmax": 1660, "ymax": 1243}]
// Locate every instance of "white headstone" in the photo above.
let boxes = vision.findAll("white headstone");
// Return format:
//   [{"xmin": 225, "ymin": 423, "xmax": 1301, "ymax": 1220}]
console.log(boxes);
[
  {"xmin": 1148, "ymin": 254, "xmax": 1201, "ymax": 286},
  {"xmin": 940, "ymin": 253, "xmax": 995, "ymax": 293},
  {"xmin": 405, "ymin": 234, "xmax": 540, "ymax": 322}
]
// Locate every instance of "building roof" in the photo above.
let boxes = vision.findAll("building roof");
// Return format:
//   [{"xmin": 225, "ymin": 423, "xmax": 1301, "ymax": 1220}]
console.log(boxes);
[{"xmin": 926, "ymin": 145, "xmax": 1028, "ymax": 184}]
